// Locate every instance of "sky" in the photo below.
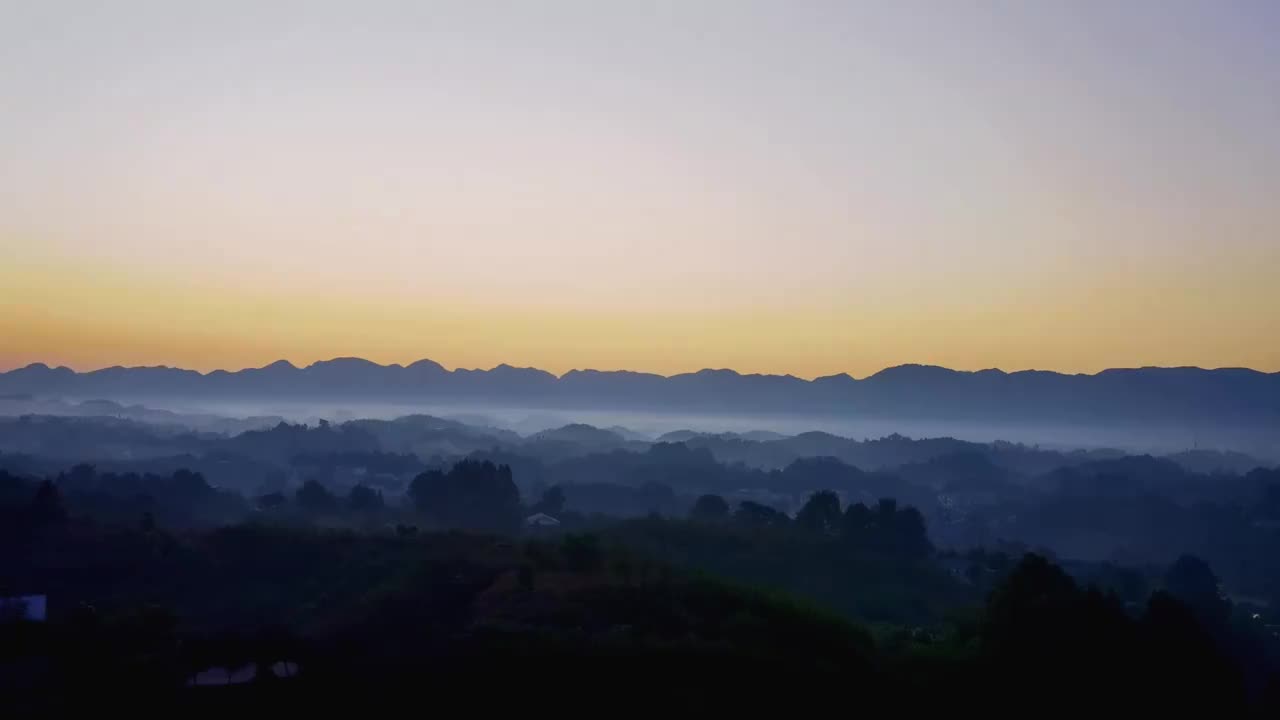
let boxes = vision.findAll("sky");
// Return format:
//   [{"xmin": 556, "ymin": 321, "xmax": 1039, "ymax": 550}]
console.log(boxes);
[{"xmin": 2, "ymin": 0, "xmax": 1278, "ymax": 378}]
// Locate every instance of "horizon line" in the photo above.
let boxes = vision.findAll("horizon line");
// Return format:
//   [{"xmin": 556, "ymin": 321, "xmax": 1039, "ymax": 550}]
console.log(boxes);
[{"xmin": 4, "ymin": 357, "xmax": 1276, "ymax": 383}]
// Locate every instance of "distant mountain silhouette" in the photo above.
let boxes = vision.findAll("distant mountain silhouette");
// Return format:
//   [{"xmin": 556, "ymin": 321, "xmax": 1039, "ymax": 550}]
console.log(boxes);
[{"xmin": 2, "ymin": 360, "xmax": 1278, "ymax": 427}]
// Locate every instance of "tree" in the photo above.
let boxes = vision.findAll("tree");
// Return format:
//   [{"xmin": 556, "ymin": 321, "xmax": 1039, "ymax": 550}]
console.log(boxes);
[
  {"xmin": 983, "ymin": 554, "xmax": 1142, "ymax": 681},
  {"xmin": 408, "ymin": 460, "xmax": 521, "ymax": 533},
  {"xmin": 690, "ymin": 494, "xmax": 730, "ymax": 522},
  {"xmin": 1260, "ymin": 483, "xmax": 1280, "ymax": 518},
  {"xmin": 840, "ymin": 499, "xmax": 932, "ymax": 557},
  {"xmin": 1164, "ymin": 554, "xmax": 1229, "ymax": 623},
  {"xmin": 532, "ymin": 485, "xmax": 566, "ymax": 516},
  {"xmin": 171, "ymin": 469, "xmax": 213, "ymax": 500},
  {"xmin": 1143, "ymin": 590, "xmax": 1244, "ymax": 709},
  {"xmin": 888, "ymin": 505, "xmax": 932, "ymax": 558},
  {"xmin": 796, "ymin": 490, "xmax": 841, "ymax": 535},
  {"xmin": 256, "ymin": 492, "xmax": 287, "ymax": 511},
  {"xmin": 841, "ymin": 502, "xmax": 872, "ymax": 543},
  {"xmin": 347, "ymin": 484, "xmax": 384, "ymax": 512},
  {"xmin": 734, "ymin": 500, "xmax": 790, "ymax": 528},
  {"xmin": 61, "ymin": 463, "xmax": 97, "ymax": 493},
  {"xmin": 31, "ymin": 479, "xmax": 67, "ymax": 526},
  {"xmin": 295, "ymin": 479, "xmax": 338, "ymax": 513},
  {"xmin": 408, "ymin": 469, "xmax": 444, "ymax": 512}
]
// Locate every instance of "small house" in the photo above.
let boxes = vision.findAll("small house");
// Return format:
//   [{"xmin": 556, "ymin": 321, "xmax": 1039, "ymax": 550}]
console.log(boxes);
[{"xmin": 524, "ymin": 512, "xmax": 561, "ymax": 528}]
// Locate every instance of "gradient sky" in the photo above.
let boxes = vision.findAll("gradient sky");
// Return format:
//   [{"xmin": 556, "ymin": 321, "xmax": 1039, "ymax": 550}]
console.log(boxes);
[{"xmin": 2, "ymin": 1, "xmax": 1278, "ymax": 378}]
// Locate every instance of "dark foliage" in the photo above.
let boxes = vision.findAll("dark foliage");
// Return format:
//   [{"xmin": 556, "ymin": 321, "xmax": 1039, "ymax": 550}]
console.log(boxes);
[
  {"xmin": 346, "ymin": 484, "xmax": 384, "ymax": 513},
  {"xmin": 408, "ymin": 460, "xmax": 521, "ymax": 533},
  {"xmin": 689, "ymin": 493, "xmax": 730, "ymax": 521},
  {"xmin": 295, "ymin": 479, "xmax": 339, "ymax": 513},
  {"xmin": 795, "ymin": 490, "xmax": 841, "ymax": 535},
  {"xmin": 530, "ymin": 485, "xmax": 565, "ymax": 516},
  {"xmin": 734, "ymin": 500, "xmax": 791, "ymax": 528}
]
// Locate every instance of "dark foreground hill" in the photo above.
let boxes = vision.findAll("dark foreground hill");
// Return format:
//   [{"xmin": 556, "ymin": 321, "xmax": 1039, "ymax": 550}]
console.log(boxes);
[
  {"xmin": 2, "ymin": 522, "xmax": 1270, "ymax": 713},
  {"xmin": 4, "ymin": 359, "xmax": 1279, "ymax": 428}
]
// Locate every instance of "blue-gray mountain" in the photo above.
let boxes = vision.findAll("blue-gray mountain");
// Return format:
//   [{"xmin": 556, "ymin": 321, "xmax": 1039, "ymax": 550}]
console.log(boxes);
[{"xmin": 2, "ymin": 359, "xmax": 1279, "ymax": 426}]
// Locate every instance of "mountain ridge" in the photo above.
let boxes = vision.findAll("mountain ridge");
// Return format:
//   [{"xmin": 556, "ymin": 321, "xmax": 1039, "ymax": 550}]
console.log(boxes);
[
  {"xmin": 2, "ymin": 358, "xmax": 1278, "ymax": 426},
  {"xmin": 6, "ymin": 359, "xmax": 1276, "ymax": 381}
]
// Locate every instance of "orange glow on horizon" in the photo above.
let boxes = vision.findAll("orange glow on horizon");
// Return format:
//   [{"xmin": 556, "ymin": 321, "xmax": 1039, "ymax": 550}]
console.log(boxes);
[{"xmin": 3, "ymin": 4, "xmax": 1278, "ymax": 378}]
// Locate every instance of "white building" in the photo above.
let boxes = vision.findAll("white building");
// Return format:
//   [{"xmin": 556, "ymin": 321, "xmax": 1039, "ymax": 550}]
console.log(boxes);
[{"xmin": 524, "ymin": 512, "xmax": 561, "ymax": 528}]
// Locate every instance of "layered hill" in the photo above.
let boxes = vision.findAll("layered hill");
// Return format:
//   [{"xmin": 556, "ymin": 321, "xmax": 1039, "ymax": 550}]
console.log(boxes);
[{"xmin": 3, "ymin": 359, "xmax": 1278, "ymax": 427}]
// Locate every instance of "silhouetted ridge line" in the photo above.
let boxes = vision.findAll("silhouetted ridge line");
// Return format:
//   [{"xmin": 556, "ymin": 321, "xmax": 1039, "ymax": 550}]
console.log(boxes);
[{"xmin": 1, "ymin": 359, "xmax": 1277, "ymax": 425}]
